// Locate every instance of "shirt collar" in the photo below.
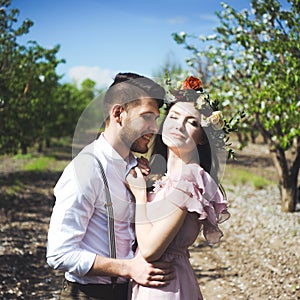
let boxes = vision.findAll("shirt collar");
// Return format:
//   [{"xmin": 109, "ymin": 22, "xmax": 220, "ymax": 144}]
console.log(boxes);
[
  {"xmin": 125, "ymin": 152, "xmax": 138, "ymax": 175},
  {"xmin": 96, "ymin": 133, "xmax": 137, "ymax": 174}
]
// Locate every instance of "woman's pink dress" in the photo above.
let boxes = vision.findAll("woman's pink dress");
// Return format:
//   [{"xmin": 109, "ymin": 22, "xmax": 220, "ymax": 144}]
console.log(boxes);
[{"xmin": 130, "ymin": 164, "xmax": 230, "ymax": 300}]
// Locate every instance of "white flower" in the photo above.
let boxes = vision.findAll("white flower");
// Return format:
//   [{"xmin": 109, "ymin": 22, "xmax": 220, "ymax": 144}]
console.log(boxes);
[
  {"xmin": 39, "ymin": 75, "xmax": 45, "ymax": 82},
  {"xmin": 222, "ymin": 99, "xmax": 230, "ymax": 106},
  {"xmin": 207, "ymin": 111, "xmax": 222, "ymax": 125},
  {"xmin": 212, "ymin": 119, "xmax": 225, "ymax": 130},
  {"xmin": 200, "ymin": 116, "xmax": 210, "ymax": 127},
  {"xmin": 196, "ymin": 95, "xmax": 207, "ymax": 110},
  {"xmin": 206, "ymin": 111, "xmax": 225, "ymax": 130},
  {"xmin": 207, "ymin": 34, "xmax": 217, "ymax": 40},
  {"xmin": 153, "ymin": 175, "xmax": 169, "ymax": 193}
]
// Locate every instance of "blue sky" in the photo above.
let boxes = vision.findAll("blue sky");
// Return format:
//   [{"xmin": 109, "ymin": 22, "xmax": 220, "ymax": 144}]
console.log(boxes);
[{"xmin": 12, "ymin": 0, "xmax": 254, "ymax": 88}]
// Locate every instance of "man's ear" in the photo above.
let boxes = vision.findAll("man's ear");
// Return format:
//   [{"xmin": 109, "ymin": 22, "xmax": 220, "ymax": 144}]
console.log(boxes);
[{"xmin": 111, "ymin": 104, "xmax": 125, "ymax": 124}]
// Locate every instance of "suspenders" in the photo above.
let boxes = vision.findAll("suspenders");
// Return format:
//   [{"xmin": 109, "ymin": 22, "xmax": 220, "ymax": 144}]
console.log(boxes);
[{"xmin": 82, "ymin": 152, "xmax": 117, "ymax": 284}]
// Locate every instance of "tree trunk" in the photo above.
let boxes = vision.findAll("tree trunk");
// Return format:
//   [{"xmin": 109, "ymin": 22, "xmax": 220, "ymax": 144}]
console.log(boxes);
[
  {"xmin": 270, "ymin": 147, "xmax": 299, "ymax": 213},
  {"xmin": 280, "ymin": 181, "xmax": 297, "ymax": 212},
  {"xmin": 236, "ymin": 132, "xmax": 243, "ymax": 144},
  {"xmin": 46, "ymin": 138, "xmax": 51, "ymax": 148},
  {"xmin": 250, "ymin": 130, "xmax": 256, "ymax": 144},
  {"xmin": 255, "ymin": 115, "xmax": 300, "ymax": 213},
  {"xmin": 21, "ymin": 143, "xmax": 27, "ymax": 155},
  {"xmin": 38, "ymin": 141, "xmax": 43, "ymax": 153}
]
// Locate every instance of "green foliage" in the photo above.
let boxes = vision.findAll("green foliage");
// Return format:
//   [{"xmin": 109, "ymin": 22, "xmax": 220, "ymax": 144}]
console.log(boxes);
[
  {"xmin": 173, "ymin": 0, "xmax": 300, "ymax": 211},
  {"xmin": 48, "ymin": 82, "xmax": 90, "ymax": 138},
  {"xmin": 5, "ymin": 179, "xmax": 24, "ymax": 196},
  {"xmin": 223, "ymin": 166, "xmax": 274, "ymax": 189},
  {"xmin": 13, "ymin": 153, "xmax": 33, "ymax": 159},
  {"xmin": 223, "ymin": 110, "xmax": 246, "ymax": 159},
  {"xmin": 173, "ymin": 0, "xmax": 300, "ymax": 151},
  {"xmin": 0, "ymin": 1, "xmax": 64, "ymax": 154},
  {"xmin": 0, "ymin": 1, "xmax": 101, "ymax": 155},
  {"xmin": 23, "ymin": 156, "xmax": 55, "ymax": 171},
  {"xmin": 152, "ymin": 55, "xmax": 188, "ymax": 87}
]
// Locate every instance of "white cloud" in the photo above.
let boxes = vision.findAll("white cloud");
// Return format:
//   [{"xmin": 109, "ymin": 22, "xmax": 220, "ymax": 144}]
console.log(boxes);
[
  {"xmin": 199, "ymin": 14, "xmax": 218, "ymax": 23},
  {"xmin": 167, "ymin": 16, "xmax": 187, "ymax": 24},
  {"xmin": 68, "ymin": 66, "xmax": 116, "ymax": 89},
  {"xmin": 140, "ymin": 15, "xmax": 187, "ymax": 25}
]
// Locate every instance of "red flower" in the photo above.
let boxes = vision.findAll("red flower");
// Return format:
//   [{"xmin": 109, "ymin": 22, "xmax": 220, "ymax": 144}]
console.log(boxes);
[{"xmin": 182, "ymin": 76, "xmax": 203, "ymax": 91}]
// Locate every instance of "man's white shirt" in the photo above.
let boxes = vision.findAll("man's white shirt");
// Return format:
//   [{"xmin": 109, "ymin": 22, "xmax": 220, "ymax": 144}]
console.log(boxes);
[{"xmin": 47, "ymin": 134, "xmax": 137, "ymax": 284}]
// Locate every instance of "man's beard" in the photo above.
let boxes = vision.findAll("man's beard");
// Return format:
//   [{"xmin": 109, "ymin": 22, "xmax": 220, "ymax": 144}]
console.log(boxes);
[
  {"xmin": 130, "ymin": 138, "xmax": 148, "ymax": 153},
  {"xmin": 120, "ymin": 127, "xmax": 148, "ymax": 154}
]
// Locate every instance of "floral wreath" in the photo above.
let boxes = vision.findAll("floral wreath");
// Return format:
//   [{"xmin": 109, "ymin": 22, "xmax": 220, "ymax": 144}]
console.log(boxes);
[{"xmin": 164, "ymin": 75, "xmax": 244, "ymax": 159}]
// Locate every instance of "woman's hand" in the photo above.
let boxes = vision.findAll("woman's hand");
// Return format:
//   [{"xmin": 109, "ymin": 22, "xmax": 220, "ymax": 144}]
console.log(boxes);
[
  {"xmin": 137, "ymin": 156, "xmax": 150, "ymax": 176},
  {"xmin": 126, "ymin": 167, "xmax": 147, "ymax": 203}
]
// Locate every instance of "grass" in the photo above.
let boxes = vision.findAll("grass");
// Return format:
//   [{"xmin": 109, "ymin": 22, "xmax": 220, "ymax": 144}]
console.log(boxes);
[
  {"xmin": 12, "ymin": 152, "xmax": 59, "ymax": 172},
  {"xmin": 222, "ymin": 165, "xmax": 275, "ymax": 190},
  {"xmin": 6, "ymin": 179, "xmax": 24, "ymax": 196},
  {"xmin": 22, "ymin": 156, "xmax": 56, "ymax": 172},
  {"xmin": 5, "ymin": 138, "xmax": 73, "ymax": 173},
  {"xmin": 0, "ymin": 142, "xmax": 70, "ymax": 203},
  {"xmin": 13, "ymin": 153, "xmax": 33, "ymax": 159},
  {"xmin": 11, "ymin": 152, "xmax": 68, "ymax": 173},
  {"xmin": 5, "ymin": 138, "xmax": 275, "ymax": 188}
]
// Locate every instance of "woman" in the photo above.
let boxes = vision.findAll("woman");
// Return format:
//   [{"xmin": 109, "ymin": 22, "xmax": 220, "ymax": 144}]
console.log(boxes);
[{"xmin": 127, "ymin": 76, "xmax": 230, "ymax": 300}]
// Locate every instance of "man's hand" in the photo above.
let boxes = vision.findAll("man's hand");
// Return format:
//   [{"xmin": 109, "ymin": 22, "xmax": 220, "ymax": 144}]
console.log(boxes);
[{"xmin": 127, "ymin": 254, "xmax": 175, "ymax": 287}]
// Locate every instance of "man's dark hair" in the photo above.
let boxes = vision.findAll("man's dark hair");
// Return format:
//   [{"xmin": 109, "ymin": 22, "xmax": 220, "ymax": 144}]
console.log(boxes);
[{"xmin": 103, "ymin": 72, "xmax": 165, "ymax": 122}]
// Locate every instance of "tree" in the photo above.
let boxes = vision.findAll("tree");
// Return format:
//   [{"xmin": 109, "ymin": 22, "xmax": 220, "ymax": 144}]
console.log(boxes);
[
  {"xmin": 152, "ymin": 53, "xmax": 187, "ymax": 84},
  {"xmin": 46, "ymin": 79, "xmax": 100, "ymax": 149},
  {"xmin": 173, "ymin": 0, "xmax": 300, "ymax": 212},
  {"xmin": 0, "ymin": 0, "xmax": 33, "ymax": 153},
  {"xmin": 0, "ymin": 0, "xmax": 64, "ymax": 154}
]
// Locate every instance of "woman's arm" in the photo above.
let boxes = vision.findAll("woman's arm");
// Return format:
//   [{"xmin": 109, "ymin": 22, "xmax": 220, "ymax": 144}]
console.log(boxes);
[{"xmin": 127, "ymin": 168, "xmax": 188, "ymax": 262}]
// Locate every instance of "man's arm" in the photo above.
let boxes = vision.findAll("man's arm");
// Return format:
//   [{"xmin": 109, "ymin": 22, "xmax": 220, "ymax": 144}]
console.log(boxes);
[
  {"xmin": 87, "ymin": 253, "xmax": 175, "ymax": 287},
  {"xmin": 47, "ymin": 157, "xmax": 174, "ymax": 286}
]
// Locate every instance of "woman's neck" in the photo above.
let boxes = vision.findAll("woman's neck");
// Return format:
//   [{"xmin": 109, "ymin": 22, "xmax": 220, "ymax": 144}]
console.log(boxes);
[{"xmin": 166, "ymin": 148, "xmax": 198, "ymax": 173}]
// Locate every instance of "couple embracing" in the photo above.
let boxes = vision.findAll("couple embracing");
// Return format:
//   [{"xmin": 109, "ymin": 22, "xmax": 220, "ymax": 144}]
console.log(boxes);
[{"xmin": 46, "ymin": 72, "xmax": 230, "ymax": 300}]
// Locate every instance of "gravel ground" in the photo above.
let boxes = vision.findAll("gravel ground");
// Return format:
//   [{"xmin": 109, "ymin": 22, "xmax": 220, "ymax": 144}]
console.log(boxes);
[
  {"xmin": 0, "ymin": 143, "xmax": 299, "ymax": 299},
  {"xmin": 191, "ymin": 183, "xmax": 300, "ymax": 300}
]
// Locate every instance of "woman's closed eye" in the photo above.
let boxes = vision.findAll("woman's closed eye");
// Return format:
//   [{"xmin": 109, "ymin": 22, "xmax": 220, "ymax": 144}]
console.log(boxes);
[
  {"xmin": 189, "ymin": 120, "xmax": 199, "ymax": 127},
  {"xmin": 169, "ymin": 114, "xmax": 178, "ymax": 120}
]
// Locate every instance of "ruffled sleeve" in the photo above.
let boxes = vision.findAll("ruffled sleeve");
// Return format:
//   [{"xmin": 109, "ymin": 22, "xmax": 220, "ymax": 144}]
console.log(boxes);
[{"xmin": 165, "ymin": 164, "xmax": 230, "ymax": 244}]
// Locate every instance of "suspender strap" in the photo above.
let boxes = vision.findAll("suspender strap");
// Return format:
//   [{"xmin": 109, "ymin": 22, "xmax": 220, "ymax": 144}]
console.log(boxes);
[{"xmin": 82, "ymin": 152, "xmax": 117, "ymax": 284}]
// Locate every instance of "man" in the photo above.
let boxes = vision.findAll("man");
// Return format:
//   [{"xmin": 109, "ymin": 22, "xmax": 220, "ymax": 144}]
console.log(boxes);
[{"xmin": 47, "ymin": 73, "xmax": 173, "ymax": 299}]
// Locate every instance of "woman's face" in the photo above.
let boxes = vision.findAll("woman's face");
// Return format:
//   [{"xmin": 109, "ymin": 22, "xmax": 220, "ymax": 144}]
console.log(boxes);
[{"xmin": 162, "ymin": 102, "xmax": 205, "ymax": 154}]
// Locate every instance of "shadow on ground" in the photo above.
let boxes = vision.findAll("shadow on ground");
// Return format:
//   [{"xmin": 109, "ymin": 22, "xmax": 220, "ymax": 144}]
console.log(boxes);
[{"xmin": 0, "ymin": 170, "xmax": 63, "ymax": 299}]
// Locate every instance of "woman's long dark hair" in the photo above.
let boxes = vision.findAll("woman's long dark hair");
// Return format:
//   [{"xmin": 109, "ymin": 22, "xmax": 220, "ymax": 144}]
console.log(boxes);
[{"xmin": 147, "ymin": 102, "xmax": 220, "ymax": 192}]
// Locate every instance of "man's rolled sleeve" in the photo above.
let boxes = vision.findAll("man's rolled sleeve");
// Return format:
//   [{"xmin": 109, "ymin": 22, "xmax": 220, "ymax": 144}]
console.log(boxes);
[
  {"xmin": 47, "ymin": 248, "xmax": 96, "ymax": 277},
  {"xmin": 46, "ymin": 158, "xmax": 102, "ymax": 277}
]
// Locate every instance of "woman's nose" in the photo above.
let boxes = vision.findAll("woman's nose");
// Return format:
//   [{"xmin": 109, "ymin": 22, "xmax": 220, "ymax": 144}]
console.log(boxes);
[{"xmin": 175, "ymin": 120, "xmax": 185, "ymax": 131}]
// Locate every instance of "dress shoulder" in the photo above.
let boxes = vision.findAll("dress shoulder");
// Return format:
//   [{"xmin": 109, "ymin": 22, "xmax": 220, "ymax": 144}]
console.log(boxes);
[{"xmin": 153, "ymin": 164, "xmax": 230, "ymax": 244}]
